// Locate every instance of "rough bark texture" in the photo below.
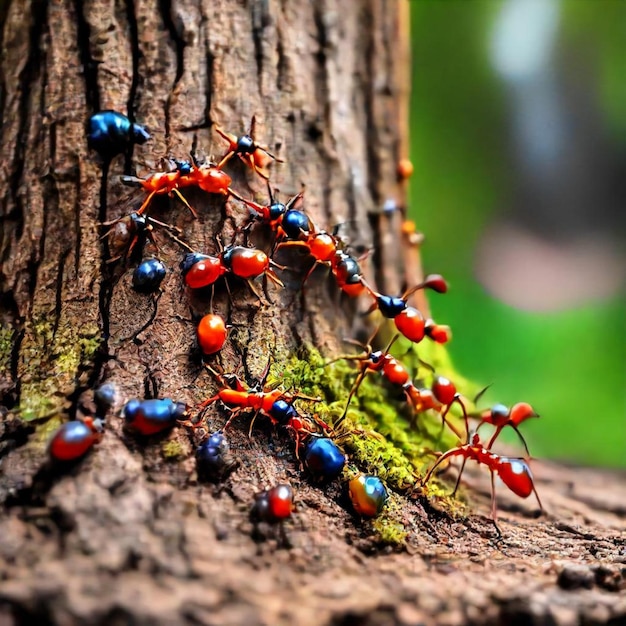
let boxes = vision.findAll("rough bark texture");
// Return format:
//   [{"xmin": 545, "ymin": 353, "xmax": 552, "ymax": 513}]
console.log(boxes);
[{"xmin": 0, "ymin": 1, "xmax": 624, "ymax": 625}]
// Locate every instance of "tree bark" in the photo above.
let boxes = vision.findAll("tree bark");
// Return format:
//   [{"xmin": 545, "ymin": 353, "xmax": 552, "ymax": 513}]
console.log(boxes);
[{"xmin": 0, "ymin": 1, "xmax": 624, "ymax": 625}]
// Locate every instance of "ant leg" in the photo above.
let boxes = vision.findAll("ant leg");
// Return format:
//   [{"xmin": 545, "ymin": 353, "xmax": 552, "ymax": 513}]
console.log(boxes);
[
  {"xmin": 292, "ymin": 392, "xmax": 322, "ymax": 403},
  {"xmin": 197, "ymin": 394, "xmax": 220, "ymax": 411},
  {"xmin": 421, "ymin": 447, "xmax": 464, "ymax": 486},
  {"xmin": 247, "ymin": 409, "xmax": 261, "ymax": 437},
  {"xmin": 266, "ymin": 266, "xmax": 285, "ymax": 288},
  {"xmin": 172, "ymin": 189, "xmax": 198, "ymax": 218},
  {"xmin": 439, "ymin": 402, "xmax": 464, "ymax": 440},
  {"xmin": 334, "ymin": 369, "xmax": 368, "ymax": 429},
  {"xmin": 246, "ymin": 279, "xmax": 269, "ymax": 306},
  {"xmin": 486, "ymin": 426, "xmax": 504, "ymax": 452},
  {"xmin": 217, "ymin": 151, "xmax": 235, "ymax": 170},
  {"xmin": 532, "ymin": 481, "xmax": 544, "ymax": 515},
  {"xmin": 452, "ymin": 457, "xmax": 468, "ymax": 496},
  {"xmin": 456, "ymin": 396, "xmax": 470, "ymax": 442},
  {"xmin": 489, "ymin": 470, "xmax": 503, "ymax": 538},
  {"xmin": 513, "ymin": 425, "xmax": 532, "ymax": 458},
  {"xmin": 136, "ymin": 190, "xmax": 157, "ymax": 216},
  {"xmin": 246, "ymin": 155, "xmax": 270, "ymax": 181},
  {"xmin": 222, "ymin": 408, "xmax": 242, "ymax": 432}
]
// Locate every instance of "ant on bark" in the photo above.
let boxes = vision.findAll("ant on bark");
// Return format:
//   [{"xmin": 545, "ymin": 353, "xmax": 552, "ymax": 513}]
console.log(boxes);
[
  {"xmin": 196, "ymin": 360, "xmax": 321, "ymax": 438},
  {"xmin": 421, "ymin": 432, "xmax": 543, "ymax": 535},
  {"xmin": 215, "ymin": 116, "xmax": 283, "ymax": 180},
  {"xmin": 362, "ymin": 275, "xmax": 451, "ymax": 344}
]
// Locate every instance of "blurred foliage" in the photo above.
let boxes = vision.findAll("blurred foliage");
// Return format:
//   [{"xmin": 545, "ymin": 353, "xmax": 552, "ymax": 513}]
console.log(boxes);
[{"xmin": 409, "ymin": 0, "xmax": 625, "ymax": 467}]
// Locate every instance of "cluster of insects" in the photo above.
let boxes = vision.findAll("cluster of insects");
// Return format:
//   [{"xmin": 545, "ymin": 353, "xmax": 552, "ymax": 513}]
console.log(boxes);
[{"xmin": 48, "ymin": 110, "xmax": 543, "ymax": 537}]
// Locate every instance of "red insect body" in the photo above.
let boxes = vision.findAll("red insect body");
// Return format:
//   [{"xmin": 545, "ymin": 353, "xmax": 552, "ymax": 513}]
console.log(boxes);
[
  {"xmin": 48, "ymin": 418, "xmax": 102, "ymax": 462},
  {"xmin": 496, "ymin": 458, "xmax": 535, "ymax": 499},
  {"xmin": 224, "ymin": 247, "xmax": 270, "ymax": 279},
  {"xmin": 182, "ymin": 166, "xmax": 232, "ymax": 195},
  {"xmin": 184, "ymin": 256, "xmax": 225, "ymax": 289},
  {"xmin": 394, "ymin": 308, "xmax": 426, "ymax": 343},
  {"xmin": 432, "ymin": 376, "xmax": 456, "ymax": 406},
  {"xmin": 197, "ymin": 314, "xmax": 227, "ymax": 355},
  {"xmin": 422, "ymin": 434, "xmax": 542, "ymax": 532},
  {"xmin": 266, "ymin": 485, "xmax": 294, "ymax": 519},
  {"xmin": 425, "ymin": 321, "xmax": 452, "ymax": 344}
]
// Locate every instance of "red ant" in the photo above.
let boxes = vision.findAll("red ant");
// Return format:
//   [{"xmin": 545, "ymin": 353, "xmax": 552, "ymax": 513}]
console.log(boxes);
[
  {"xmin": 328, "ymin": 336, "xmax": 465, "ymax": 438},
  {"xmin": 332, "ymin": 250, "xmax": 369, "ymax": 298},
  {"xmin": 101, "ymin": 211, "xmax": 191, "ymax": 262},
  {"xmin": 120, "ymin": 159, "xmax": 201, "ymax": 217},
  {"xmin": 197, "ymin": 363, "xmax": 321, "ymax": 437},
  {"xmin": 421, "ymin": 432, "xmax": 543, "ymax": 534},
  {"xmin": 363, "ymin": 275, "xmax": 451, "ymax": 344},
  {"xmin": 474, "ymin": 400, "xmax": 539, "ymax": 457},
  {"xmin": 277, "ymin": 226, "xmax": 342, "ymax": 285},
  {"xmin": 404, "ymin": 360, "xmax": 471, "ymax": 440},
  {"xmin": 233, "ymin": 182, "xmax": 304, "ymax": 234},
  {"xmin": 120, "ymin": 158, "xmax": 248, "ymax": 217},
  {"xmin": 181, "ymin": 244, "xmax": 285, "ymax": 302},
  {"xmin": 215, "ymin": 116, "xmax": 283, "ymax": 180},
  {"xmin": 196, "ymin": 313, "xmax": 228, "ymax": 356}
]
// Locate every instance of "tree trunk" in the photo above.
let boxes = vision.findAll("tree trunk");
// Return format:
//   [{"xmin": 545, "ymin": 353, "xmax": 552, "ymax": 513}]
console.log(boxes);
[{"xmin": 0, "ymin": 1, "xmax": 624, "ymax": 625}]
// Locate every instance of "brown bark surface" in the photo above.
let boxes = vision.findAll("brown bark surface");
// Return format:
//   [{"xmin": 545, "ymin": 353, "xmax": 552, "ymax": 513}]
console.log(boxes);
[{"xmin": 0, "ymin": 1, "xmax": 624, "ymax": 625}]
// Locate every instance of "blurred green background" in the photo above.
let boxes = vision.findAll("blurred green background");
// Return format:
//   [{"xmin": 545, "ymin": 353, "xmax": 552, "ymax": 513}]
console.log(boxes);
[{"xmin": 409, "ymin": 0, "xmax": 625, "ymax": 467}]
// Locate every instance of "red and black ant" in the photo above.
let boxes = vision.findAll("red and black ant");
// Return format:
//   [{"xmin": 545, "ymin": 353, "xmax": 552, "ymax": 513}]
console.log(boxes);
[
  {"xmin": 327, "ymin": 335, "xmax": 412, "ymax": 427},
  {"xmin": 421, "ymin": 432, "xmax": 543, "ymax": 535},
  {"xmin": 197, "ymin": 363, "xmax": 321, "ymax": 437},
  {"xmin": 363, "ymin": 275, "xmax": 451, "ymax": 344},
  {"xmin": 181, "ymin": 243, "xmax": 285, "ymax": 303},
  {"xmin": 120, "ymin": 160, "xmax": 201, "ymax": 217},
  {"xmin": 101, "ymin": 211, "xmax": 191, "ymax": 262},
  {"xmin": 404, "ymin": 360, "xmax": 471, "ymax": 440},
  {"xmin": 327, "ymin": 336, "xmax": 465, "ymax": 438},
  {"xmin": 120, "ymin": 157, "xmax": 249, "ymax": 218},
  {"xmin": 474, "ymin": 400, "xmax": 539, "ymax": 457},
  {"xmin": 233, "ymin": 182, "xmax": 304, "ymax": 234},
  {"xmin": 215, "ymin": 116, "xmax": 283, "ymax": 180}
]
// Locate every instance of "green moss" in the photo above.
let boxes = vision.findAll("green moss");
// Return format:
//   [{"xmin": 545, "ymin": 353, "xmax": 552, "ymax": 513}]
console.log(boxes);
[
  {"xmin": 0, "ymin": 326, "xmax": 14, "ymax": 375},
  {"xmin": 34, "ymin": 415, "xmax": 64, "ymax": 445},
  {"xmin": 272, "ymin": 341, "xmax": 475, "ymax": 544},
  {"xmin": 162, "ymin": 440, "xmax": 186, "ymax": 461},
  {"xmin": 372, "ymin": 494, "xmax": 409, "ymax": 546},
  {"xmin": 18, "ymin": 316, "xmax": 102, "ymax": 421}
]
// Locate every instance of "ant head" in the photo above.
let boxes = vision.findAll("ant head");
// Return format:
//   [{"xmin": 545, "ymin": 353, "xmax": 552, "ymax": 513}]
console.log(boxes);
[
  {"xmin": 510, "ymin": 402, "xmax": 538, "ymax": 426},
  {"xmin": 83, "ymin": 416, "xmax": 105, "ymax": 433},
  {"xmin": 497, "ymin": 457, "xmax": 534, "ymax": 499},
  {"xmin": 432, "ymin": 376, "xmax": 456, "ymax": 405},
  {"xmin": 376, "ymin": 295, "xmax": 406, "ymax": 319},
  {"xmin": 486, "ymin": 403, "xmax": 510, "ymax": 426},
  {"xmin": 282, "ymin": 209, "xmax": 312, "ymax": 239},
  {"xmin": 171, "ymin": 402, "xmax": 189, "ymax": 421},
  {"xmin": 269, "ymin": 201, "xmax": 287, "ymax": 221},
  {"xmin": 236, "ymin": 134, "xmax": 256, "ymax": 154},
  {"xmin": 370, "ymin": 350, "xmax": 383, "ymax": 364},
  {"xmin": 174, "ymin": 159, "xmax": 192, "ymax": 176},
  {"xmin": 220, "ymin": 246, "xmax": 235, "ymax": 267},
  {"xmin": 129, "ymin": 212, "xmax": 148, "ymax": 231},
  {"xmin": 131, "ymin": 123, "xmax": 151, "ymax": 145},
  {"xmin": 180, "ymin": 252, "xmax": 211, "ymax": 275},
  {"xmin": 270, "ymin": 399, "xmax": 298, "ymax": 425},
  {"xmin": 122, "ymin": 399, "xmax": 142, "ymax": 422},
  {"xmin": 335, "ymin": 253, "xmax": 361, "ymax": 281}
]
